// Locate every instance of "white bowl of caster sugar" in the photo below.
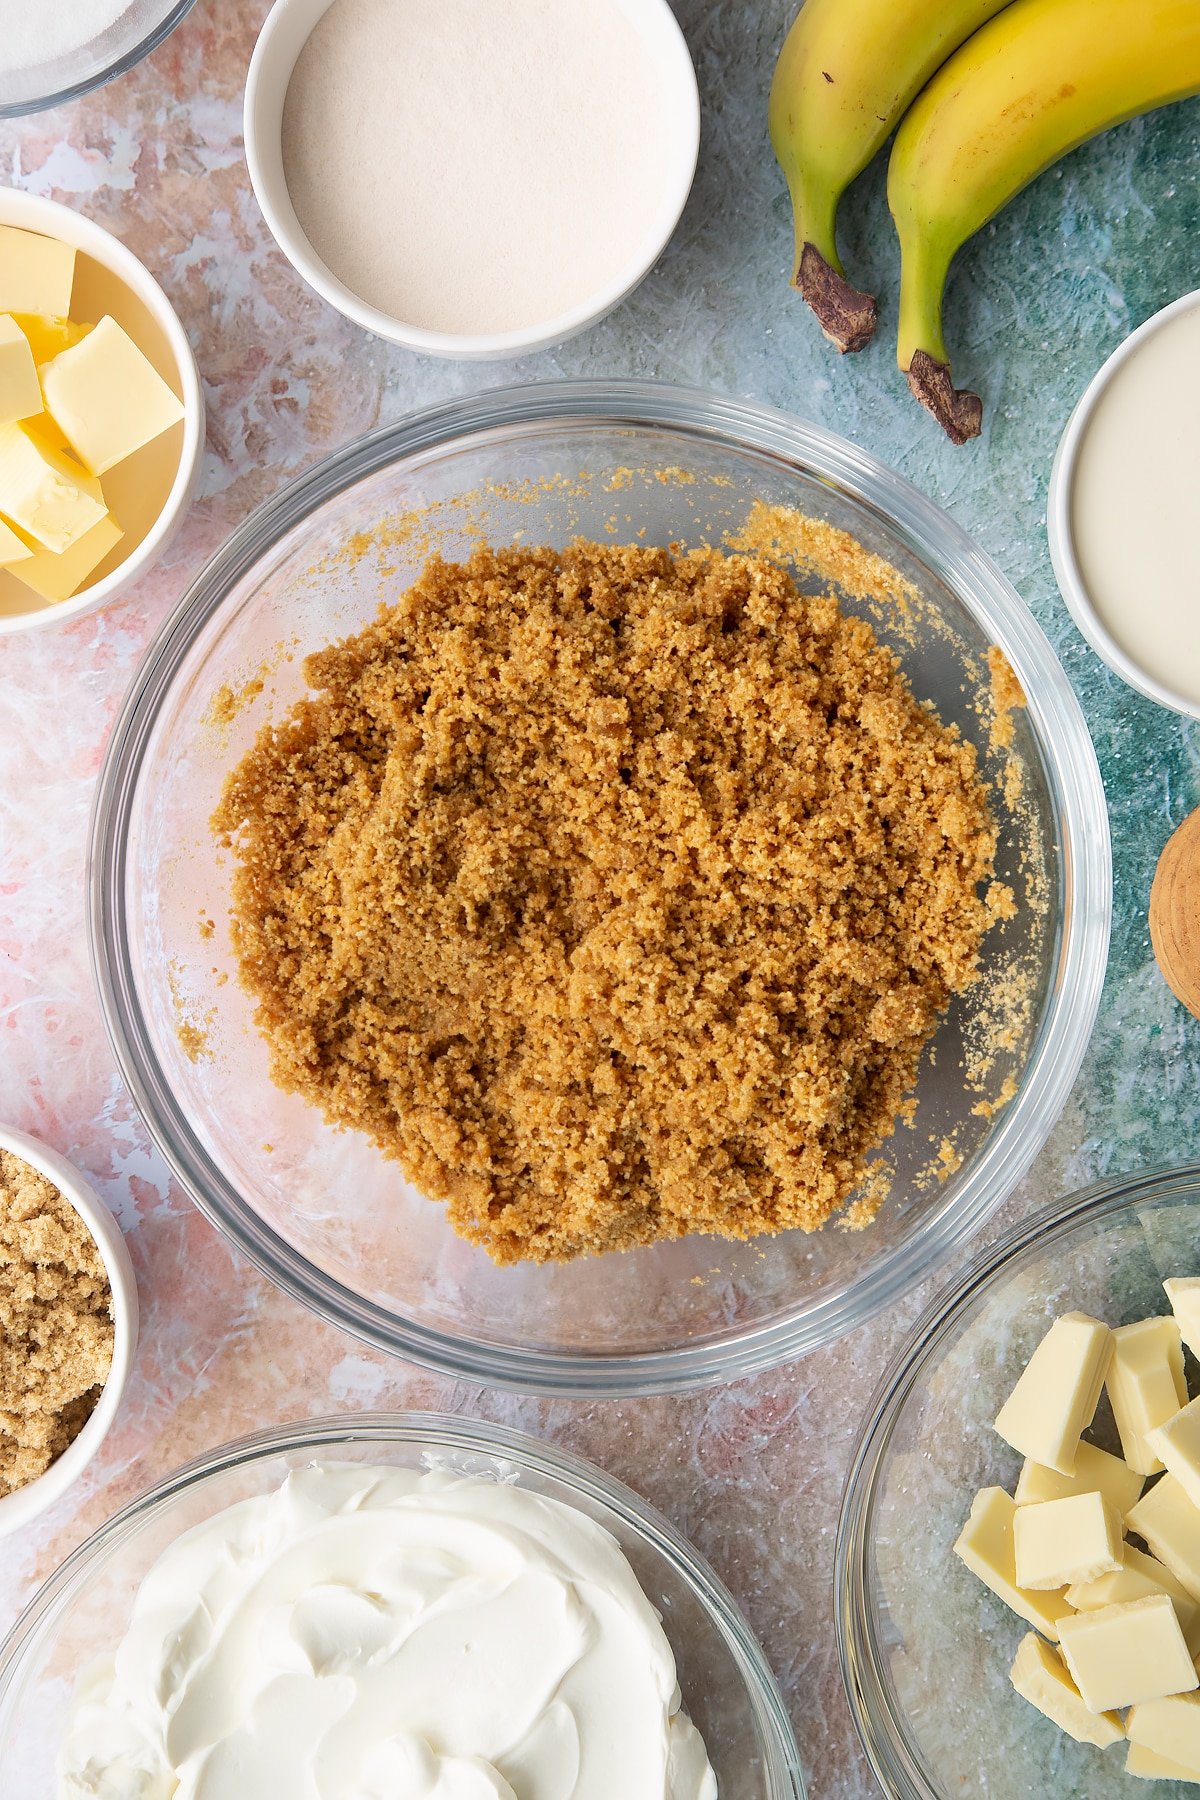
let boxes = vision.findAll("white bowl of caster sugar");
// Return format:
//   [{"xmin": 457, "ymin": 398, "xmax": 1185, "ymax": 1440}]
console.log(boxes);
[
  {"xmin": 246, "ymin": 0, "xmax": 700, "ymax": 359},
  {"xmin": 1048, "ymin": 289, "xmax": 1200, "ymax": 721}
]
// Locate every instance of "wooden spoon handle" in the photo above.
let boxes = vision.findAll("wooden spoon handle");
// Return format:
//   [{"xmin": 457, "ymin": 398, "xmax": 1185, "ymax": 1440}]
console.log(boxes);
[{"xmin": 1150, "ymin": 807, "xmax": 1200, "ymax": 1020}]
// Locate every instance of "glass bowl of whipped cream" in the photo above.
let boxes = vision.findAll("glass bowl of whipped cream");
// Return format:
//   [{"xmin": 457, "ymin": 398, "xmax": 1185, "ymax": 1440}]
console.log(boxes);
[{"xmin": 0, "ymin": 1413, "xmax": 805, "ymax": 1797}]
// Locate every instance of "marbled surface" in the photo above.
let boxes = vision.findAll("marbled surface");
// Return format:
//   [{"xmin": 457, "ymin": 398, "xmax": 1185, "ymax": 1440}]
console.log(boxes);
[{"xmin": 1, "ymin": 3, "xmax": 1199, "ymax": 1794}]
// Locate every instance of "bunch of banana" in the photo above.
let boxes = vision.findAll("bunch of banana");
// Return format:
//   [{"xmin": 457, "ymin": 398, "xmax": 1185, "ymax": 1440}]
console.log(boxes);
[
  {"xmin": 767, "ymin": 0, "xmax": 1013, "ymax": 353},
  {"xmin": 770, "ymin": 0, "xmax": 1200, "ymax": 443}
]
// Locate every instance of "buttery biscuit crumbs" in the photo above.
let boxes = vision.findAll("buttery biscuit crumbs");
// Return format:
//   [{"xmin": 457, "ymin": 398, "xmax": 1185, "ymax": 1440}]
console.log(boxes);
[
  {"xmin": 0, "ymin": 1150, "xmax": 114, "ymax": 1496},
  {"xmin": 213, "ymin": 541, "xmax": 1001, "ymax": 1265}
]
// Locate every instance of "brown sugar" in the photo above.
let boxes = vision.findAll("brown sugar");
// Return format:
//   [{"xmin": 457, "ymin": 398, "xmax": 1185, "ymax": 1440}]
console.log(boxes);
[
  {"xmin": 213, "ymin": 541, "xmax": 1002, "ymax": 1264},
  {"xmin": 0, "ymin": 1150, "xmax": 114, "ymax": 1495}
]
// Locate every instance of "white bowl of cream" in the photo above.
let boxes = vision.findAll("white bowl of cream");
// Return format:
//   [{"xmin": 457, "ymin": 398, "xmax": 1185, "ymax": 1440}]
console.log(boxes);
[
  {"xmin": 57, "ymin": 1461, "xmax": 717, "ymax": 1798},
  {"xmin": 244, "ymin": 0, "xmax": 700, "ymax": 361},
  {"xmin": 1048, "ymin": 290, "xmax": 1200, "ymax": 720}
]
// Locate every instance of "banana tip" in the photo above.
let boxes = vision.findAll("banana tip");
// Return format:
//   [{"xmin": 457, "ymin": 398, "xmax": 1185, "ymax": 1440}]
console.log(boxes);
[
  {"xmin": 905, "ymin": 351, "xmax": 983, "ymax": 445},
  {"xmin": 795, "ymin": 245, "xmax": 877, "ymax": 354}
]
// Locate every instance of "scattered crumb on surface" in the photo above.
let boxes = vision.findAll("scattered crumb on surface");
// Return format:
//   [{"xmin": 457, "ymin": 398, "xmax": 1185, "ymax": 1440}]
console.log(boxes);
[
  {"xmin": 0, "ymin": 1150, "xmax": 114, "ymax": 1497},
  {"xmin": 214, "ymin": 540, "xmax": 1001, "ymax": 1265}
]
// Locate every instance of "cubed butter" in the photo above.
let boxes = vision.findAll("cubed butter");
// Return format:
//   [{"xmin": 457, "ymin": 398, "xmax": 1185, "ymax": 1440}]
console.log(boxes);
[
  {"xmin": 0, "ymin": 316, "xmax": 42, "ymax": 426},
  {"xmin": 994, "ymin": 1312, "xmax": 1113, "ymax": 1475},
  {"xmin": 1127, "ymin": 1690, "xmax": 1200, "ymax": 1773},
  {"xmin": 0, "ymin": 418, "xmax": 106, "ymax": 553},
  {"xmin": 0, "ymin": 516, "xmax": 31, "ymax": 564},
  {"xmin": 1009, "ymin": 1630, "xmax": 1124, "ymax": 1748},
  {"xmin": 1015, "ymin": 1440, "xmax": 1145, "ymax": 1516},
  {"xmin": 7, "ymin": 512, "xmax": 123, "ymax": 604},
  {"xmin": 1014, "ymin": 1491, "xmax": 1125, "ymax": 1590},
  {"xmin": 1127, "ymin": 1475, "xmax": 1200, "ymax": 1601},
  {"xmin": 1068, "ymin": 1544, "xmax": 1200, "ymax": 1657},
  {"xmin": 1108, "ymin": 1317, "xmax": 1189, "ymax": 1475},
  {"xmin": 9, "ymin": 313, "xmax": 91, "ymax": 367},
  {"xmin": 0, "ymin": 226, "xmax": 76, "ymax": 317},
  {"xmin": 41, "ymin": 315, "xmax": 184, "ymax": 477},
  {"xmin": 1148, "ymin": 1398, "xmax": 1200, "ymax": 1514},
  {"xmin": 1126, "ymin": 1740, "xmax": 1200, "ymax": 1782},
  {"xmin": 1058, "ymin": 1594, "xmax": 1198, "ymax": 1712},
  {"xmin": 1164, "ymin": 1278, "xmax": 1200, "ymax": 1362},
  {"xmin": 953, "ymin": 1487, "xmax": 1074, "ymax": 1640}
]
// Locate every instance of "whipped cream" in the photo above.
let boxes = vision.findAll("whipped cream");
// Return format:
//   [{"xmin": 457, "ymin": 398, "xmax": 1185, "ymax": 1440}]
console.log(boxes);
[{"xmin": 59, "ymin": 1463, "xmax": 718, "ymax": 1800}]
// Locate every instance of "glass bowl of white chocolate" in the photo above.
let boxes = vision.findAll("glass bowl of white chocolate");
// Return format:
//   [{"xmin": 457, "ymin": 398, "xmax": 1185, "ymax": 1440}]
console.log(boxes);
[
  {"xmin": 837, "ymin": 1164, "xmax": 1200, "ymax": 1797},
  {"xmin": 0, "ymin": 1412, "xmax": 805, "ymax": 1797}
]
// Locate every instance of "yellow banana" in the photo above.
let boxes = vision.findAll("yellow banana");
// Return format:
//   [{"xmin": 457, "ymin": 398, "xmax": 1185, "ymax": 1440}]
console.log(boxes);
[
  {"xmin": 890, "ymin": 0, "xmax": 1200, "ymax": 443},
  {"xmin": 768, "ymin": 0, "xmax": 1014, "ymax": 352}
]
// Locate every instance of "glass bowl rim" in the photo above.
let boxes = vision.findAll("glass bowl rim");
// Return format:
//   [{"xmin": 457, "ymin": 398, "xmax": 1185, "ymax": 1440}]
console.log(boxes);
[
  {"xmin": 834, "ymin": 1159, "xmax": 1200, "ymax": 1800},
  {"xmin": 0, "ymin": 0, "xmax": 197, "ymax": 118},
  {"xmin": 0, "ymin": 1408, "xmax": 806, "ymax": 1798},
  {"xmin": 87, "ymin": 376, "xmax": 1112, "ymax": 1396}
]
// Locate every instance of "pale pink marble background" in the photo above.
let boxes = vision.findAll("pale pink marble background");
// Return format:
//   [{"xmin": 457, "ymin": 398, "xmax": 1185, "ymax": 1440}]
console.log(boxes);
[{"xmin": 1, "ymin": 3, "xmax": 1184, "ymax": 1796}]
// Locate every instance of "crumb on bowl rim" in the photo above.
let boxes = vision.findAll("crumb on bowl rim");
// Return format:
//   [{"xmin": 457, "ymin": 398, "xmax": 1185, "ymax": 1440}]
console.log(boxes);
[
  {"xmin": 0, "ymin": 187, "xmax": 205, "ymax": 638},
  {"xmin": 0, "ymin": 1123, "xmax": 138, "ymax": 1540}
]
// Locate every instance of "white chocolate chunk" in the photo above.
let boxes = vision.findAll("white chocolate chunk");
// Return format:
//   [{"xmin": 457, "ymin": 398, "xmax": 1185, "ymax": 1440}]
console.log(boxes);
[
  {"xmin": 1015, "ymin": 1441, "xmax": 1145, "ymax": 1516},
  {"xmin": 1014, "ymin": 1492, "xmax": 1124, "ymax": 1590},
  {"xmin": 1148, "ymin": 1398, "xmax": 1200, "ymax": 1514},
  {"xmin": 1009, "ymin": 1631, "xmax": 1124, "ymax": 1748},
  {"xmin": 1164, "ymin": 1279, "xmax": 1200, "ymax": 1362},
  {"xmin": 1108, "ymin": 1318, "xmax": 1189, "ymax": 1475},
  {"xmin": 994, "ymin": 1312, "xmax": 1113, "ymax": 1475},
  {"xmin": 0, "ymin": 225, "xmax": 75, "ymax": 316},
  {"xmin": 1058, "ymin": 1595, "xmax": 1198, "ymax": 1713},
  {"xmin": 41, "ymin": 315, "xmax": 184, "ymax": 477},
  {"xmin": 1128, "ymin": 1475, "xmax": 1200, "ymax": 1601},
  {"xmin": 1127, "ymin": 1691, "xmax": 1200, "ymax": 1772},
  {"xmin": 1069, "ymin": 1545, "xmax": 1200, "ymax": 1657},
  {"xmin": 1126, "ymin": 1740, "xmax": 1200, "ymax": 1781},
  {"xmin": 953, "ymin": 1488, "xmax": 1074, "ymax": 1641}
]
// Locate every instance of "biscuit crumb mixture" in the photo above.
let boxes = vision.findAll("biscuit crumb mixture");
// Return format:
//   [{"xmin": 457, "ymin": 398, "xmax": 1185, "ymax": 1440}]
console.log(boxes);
[
  {"xmin": 0, "ymin": 1150, "xmax": 114, "ymax": 1495},
  {"xmin": 214, "ymin": 542, "xmax": 1002, "ymax": 1264}
]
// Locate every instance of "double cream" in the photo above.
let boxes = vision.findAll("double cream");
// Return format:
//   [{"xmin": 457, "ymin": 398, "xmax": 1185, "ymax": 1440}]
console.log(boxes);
[{"xmin": 59, "ymin": 1464, "xmax": 718, "ymax": 1800}]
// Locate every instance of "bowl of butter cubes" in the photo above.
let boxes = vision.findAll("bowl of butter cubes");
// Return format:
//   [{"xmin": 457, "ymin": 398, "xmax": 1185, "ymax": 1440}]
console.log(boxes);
[
  {"xmin": 838, "ymin": 1165, "xmax": 1200, "ymax": 1797},
  {"xmin": 0, "ymin": 189, "xmax": 204, "ymax": 633}
]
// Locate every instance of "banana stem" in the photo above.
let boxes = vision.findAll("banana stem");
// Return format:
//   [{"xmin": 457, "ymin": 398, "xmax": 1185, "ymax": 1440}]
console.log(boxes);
[
  {"xmin": 896, "ymin": 228, "xmax": 982, "ymax": 443},
  {"xmin": 784, "ymin": 169, "xmax": 878, "ymax": 354},
  {"xmin": 895, "ymin": 226, "xmax": 953, "ymax": 372}
]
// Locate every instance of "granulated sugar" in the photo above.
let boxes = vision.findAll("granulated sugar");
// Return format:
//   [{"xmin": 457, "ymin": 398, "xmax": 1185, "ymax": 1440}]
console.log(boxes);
[
  {"xmin": 0, "ymin": 0, "xmax": 132, "ymax": 73},
  {"xmin": 281, "ymin": 0, "xmax": 674, "ymax": 337}
]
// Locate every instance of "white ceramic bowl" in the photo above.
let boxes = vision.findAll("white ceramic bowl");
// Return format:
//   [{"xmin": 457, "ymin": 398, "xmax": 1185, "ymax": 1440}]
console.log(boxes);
[
  {"xmin": 0, "ymin": 1126, "xmax": 138, "ymax": 1539},
  {"xmin": 1047, "ymin": 289, "xmax": 1200, "ymax": 721},
  {"xmin": 0, "ymin": 190, "xmax": 205, "ymax": 636},
  {"xmin": 244, "ymin": 0, "xmax": 701, "ymax": 360}
]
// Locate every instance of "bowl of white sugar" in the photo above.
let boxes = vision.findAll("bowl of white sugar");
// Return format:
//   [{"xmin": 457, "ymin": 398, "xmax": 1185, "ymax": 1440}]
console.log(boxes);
[
  {"xmin": 0, "ymin": 0, "xmax": 197, "ymax": 117},
  {"xmin": 245, "ymin": 0, "xmax": 701, "ymax": 360}
]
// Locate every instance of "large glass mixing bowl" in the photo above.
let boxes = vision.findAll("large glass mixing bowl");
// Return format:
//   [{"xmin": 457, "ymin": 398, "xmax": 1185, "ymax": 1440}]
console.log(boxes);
[
  {"xmin": 837, "ymin": 1167, "xmax": 1200, "ymax": 1799},
  {"xmin": 89, "ymin": 381, "xmax": 1110, "ymax": 1394},
  {"xmin": 0, "ymin": 1413, "xmax": 806, "ymax": 1797}
]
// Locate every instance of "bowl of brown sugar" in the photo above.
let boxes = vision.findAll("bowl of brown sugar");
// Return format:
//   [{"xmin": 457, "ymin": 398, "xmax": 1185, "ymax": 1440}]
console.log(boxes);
[
  {"xmin": 89, "ymin": 381, "xmax": 1110, "ymax": 1395},
  {"xmin": 0, "ymin": 1127, "xmax": 137, "ymax": 1536}
]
